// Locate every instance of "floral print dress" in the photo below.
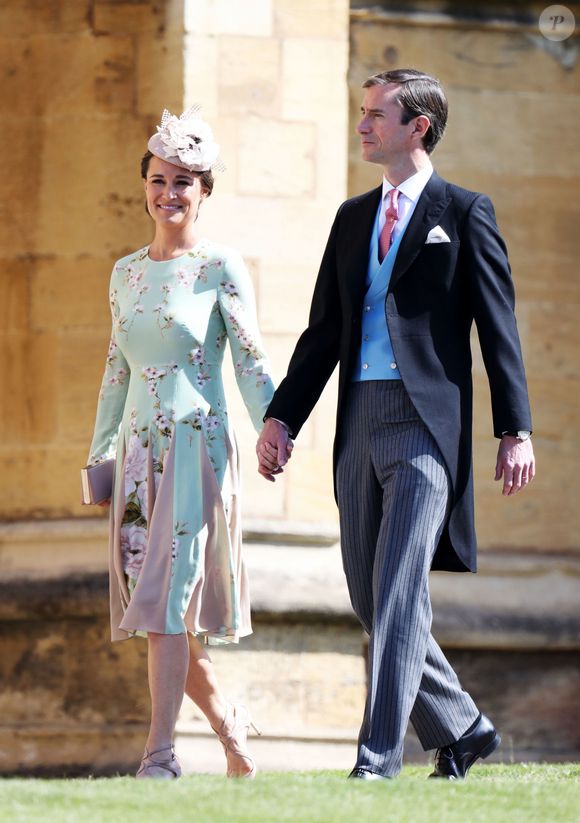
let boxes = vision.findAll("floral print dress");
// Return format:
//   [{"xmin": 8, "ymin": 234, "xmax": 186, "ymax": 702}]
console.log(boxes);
[{"xmin": 88, "ymin": 240, "xmax": 275, "ymax": 644}]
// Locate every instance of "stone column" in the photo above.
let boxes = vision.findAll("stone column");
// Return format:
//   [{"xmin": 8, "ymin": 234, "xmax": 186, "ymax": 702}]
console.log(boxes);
[{"xmin": 183, "ymin": 0, "xmax": 350, "ymax": 525}]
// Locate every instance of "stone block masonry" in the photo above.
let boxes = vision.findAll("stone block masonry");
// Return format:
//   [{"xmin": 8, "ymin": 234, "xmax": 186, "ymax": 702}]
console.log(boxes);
[{"xmin": 0, "ymin": 0, "xmax": 350, "ymax": 525}]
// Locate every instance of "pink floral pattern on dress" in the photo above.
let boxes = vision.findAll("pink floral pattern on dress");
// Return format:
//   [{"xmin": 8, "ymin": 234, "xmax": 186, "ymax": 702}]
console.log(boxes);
[
  {"xmin": 124, "ymin": 436, "xmax": 148, "ymax": 494},
  {"xmin": 87, "ymin": 241, "xmax": 275, "ymax": 641},
  {"xmin": 121, "ymin": 524, "xmax": 148, "ymax": 580}
]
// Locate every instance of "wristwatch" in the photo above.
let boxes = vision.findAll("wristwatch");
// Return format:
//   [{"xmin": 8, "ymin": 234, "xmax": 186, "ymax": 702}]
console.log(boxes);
[{"xmin": 502, "ymin": 430, "xmax": 531, "ymax": 441}]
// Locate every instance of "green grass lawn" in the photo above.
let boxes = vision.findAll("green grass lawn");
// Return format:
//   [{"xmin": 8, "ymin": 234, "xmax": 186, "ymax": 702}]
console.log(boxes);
[{"xmin": 1, "ymin": 765, "xmax": 579, "ymax": 823}]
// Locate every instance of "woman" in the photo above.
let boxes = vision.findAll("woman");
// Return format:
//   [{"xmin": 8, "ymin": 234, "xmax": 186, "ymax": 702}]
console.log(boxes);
[{"xmin": 86, "ymin": 107, "xmax": 286, "ymax": 779}]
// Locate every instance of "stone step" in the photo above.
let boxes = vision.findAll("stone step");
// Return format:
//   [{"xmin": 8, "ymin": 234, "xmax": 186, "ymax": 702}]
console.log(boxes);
[{"xmin": 175, "ymin": 720, "xmax": 359, "ymax": 774}]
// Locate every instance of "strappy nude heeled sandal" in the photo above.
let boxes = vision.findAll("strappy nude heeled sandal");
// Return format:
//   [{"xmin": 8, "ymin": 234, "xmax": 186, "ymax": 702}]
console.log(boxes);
[
  {"xmin": 213, "ymin": 703, "xmax": 261, "ymax": 779},
  {"xmin": 136, "ymin": 744, "xmax": 182, "ymax": 779}
]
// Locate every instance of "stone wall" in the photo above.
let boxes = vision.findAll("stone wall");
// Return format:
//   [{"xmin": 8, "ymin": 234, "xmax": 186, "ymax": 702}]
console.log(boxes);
[
  {"xmin": 3, "ymin": 1, "xmax": 577, "ymax": 544},
  {"xmin": 0, "ymin": 0, "xmax": 185, "ymax": 521},
  {"xmin": 0, "ymin": 572, "xmax": 150, "ymax": 776},
  {"xmin": 0, "ymin": 0, "xmax": 352, "ymax": 775},
  {"xmin": 2, "ymin": 525, "xmax": 578, "ymax": 774},
  {"xmin": 0, "ymin": 0, "xmax": 350, "ymax": 528},
  {"xmin": 1, "ymin": 0, "xmax": 579, "ymax": 775},
  {"xmin": 348, "ymin": 2, "xmax": 580, "ymax": 555},
  {"xmin": 181, "ymin": 0, "xmax": 350, "ymax": 524}
]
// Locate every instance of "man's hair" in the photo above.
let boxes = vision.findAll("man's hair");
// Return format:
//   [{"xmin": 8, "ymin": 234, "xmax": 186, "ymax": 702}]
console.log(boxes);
[{"xmin": 363, "ymin": 69, "xmax": 448, "ymax": 154}]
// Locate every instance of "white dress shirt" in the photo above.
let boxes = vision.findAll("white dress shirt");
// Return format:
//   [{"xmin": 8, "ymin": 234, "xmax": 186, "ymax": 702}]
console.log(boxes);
[{"xmin": 378, "ymin": 161, "xmax": 434, "ymax": 243}]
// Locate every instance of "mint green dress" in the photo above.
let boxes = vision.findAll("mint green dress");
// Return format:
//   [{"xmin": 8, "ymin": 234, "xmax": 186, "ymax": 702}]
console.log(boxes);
[{"xmin": 88, "ymin": 240, "xmax": 275, "ymax": 643}]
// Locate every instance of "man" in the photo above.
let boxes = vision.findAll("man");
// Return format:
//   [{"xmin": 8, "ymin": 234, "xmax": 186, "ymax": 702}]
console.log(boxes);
[{"xmin": 257, "ymin": 69, "xmax": 535, "ymax": 780}]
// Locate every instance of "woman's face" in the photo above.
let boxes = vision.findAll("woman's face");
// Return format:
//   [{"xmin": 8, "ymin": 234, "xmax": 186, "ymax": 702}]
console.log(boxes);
[{"xmin": 144, "ymin": 155, "xmax": 207, "ymax": 227}]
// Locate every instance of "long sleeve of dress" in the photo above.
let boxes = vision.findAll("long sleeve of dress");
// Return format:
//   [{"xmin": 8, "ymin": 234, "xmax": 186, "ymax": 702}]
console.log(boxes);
[
  {"xmin": 87, "ymin": 279, "xmax": 131, "ymax": 464},
  {"xmin": 217, "ymin": 250, "xmax": 275, "ymax": 433}
]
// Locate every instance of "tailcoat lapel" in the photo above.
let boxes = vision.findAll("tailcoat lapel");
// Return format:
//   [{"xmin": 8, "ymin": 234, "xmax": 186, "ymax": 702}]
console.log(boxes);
[
  {"xmin": 343, "ymin": 185, "xmax": 382, "ymax": 311},
  {"xmin": 390, "ymin": 172, "xmax": 451, "ymax": 288}
]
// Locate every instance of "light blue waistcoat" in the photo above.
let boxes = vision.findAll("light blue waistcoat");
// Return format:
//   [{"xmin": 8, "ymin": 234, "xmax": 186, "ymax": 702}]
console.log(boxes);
[{"xmin": 353, "ymin": 204, "xmax": 404, "ymax": 382}]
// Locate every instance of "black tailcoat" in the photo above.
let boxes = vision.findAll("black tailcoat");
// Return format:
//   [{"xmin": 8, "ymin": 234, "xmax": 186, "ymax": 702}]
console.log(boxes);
[{"xmin": 266, "ymin": 172, "xmax": 532, "ymax": 572}]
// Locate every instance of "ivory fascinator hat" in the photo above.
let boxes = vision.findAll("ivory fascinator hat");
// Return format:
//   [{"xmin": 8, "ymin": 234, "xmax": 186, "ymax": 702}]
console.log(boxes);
[{"xmin": 147, "ymin": 106, "xmax": 225, "ymax": 172}]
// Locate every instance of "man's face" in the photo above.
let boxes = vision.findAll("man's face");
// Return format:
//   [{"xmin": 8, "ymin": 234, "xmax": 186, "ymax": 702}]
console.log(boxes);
[{"xmin": 356, "ymin": 83, "xmax": 416, "ymax": 166}]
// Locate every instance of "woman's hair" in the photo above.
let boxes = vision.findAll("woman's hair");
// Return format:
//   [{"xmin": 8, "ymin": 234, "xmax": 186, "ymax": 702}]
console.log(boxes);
[{"xmin": 140, "ymin": 150, "xmax": 215, "ymax": 196}]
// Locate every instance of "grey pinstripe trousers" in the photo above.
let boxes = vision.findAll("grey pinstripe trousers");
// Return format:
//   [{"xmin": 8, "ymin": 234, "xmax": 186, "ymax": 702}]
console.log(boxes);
[{"xmin": 336, "ymin": 380, "xmax": 479, "ymax": 776}]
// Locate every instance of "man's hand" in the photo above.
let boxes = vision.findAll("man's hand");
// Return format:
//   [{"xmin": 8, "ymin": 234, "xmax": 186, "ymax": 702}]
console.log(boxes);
[
  {"xmin": 495, "ymin": 436, "xmax": 536, "ymax": 496},
  {"xmin": 256, "ymin": 418, "xmax": 294, "ymax": 482}
]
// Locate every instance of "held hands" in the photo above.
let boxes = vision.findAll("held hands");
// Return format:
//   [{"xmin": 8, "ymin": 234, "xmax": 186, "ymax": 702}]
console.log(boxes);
[
  {"xmin": 256, "ymin": 418, "xmax": 294, "ymax": 482},
  {"xmin": 495, "ymin": 436, "xmax": 536, "ymax": 496}
]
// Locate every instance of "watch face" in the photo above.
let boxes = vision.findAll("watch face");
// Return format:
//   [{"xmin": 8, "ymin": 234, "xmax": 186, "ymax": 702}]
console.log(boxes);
[{"xmin": 517, "ymin": 431, "xmax": 531, "ymax": 440}]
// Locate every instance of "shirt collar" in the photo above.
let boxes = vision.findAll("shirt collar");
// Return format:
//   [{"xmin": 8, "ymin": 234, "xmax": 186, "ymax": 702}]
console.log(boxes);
[{"xmin": 381, "ymin": 161, "xmax": 434, "ymax": 204}]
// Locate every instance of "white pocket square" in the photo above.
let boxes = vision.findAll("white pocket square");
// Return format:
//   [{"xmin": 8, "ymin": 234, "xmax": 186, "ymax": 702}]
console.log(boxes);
[{"xmin": 425, "ymin": 225, "xmax": 451, "ymax": 244}]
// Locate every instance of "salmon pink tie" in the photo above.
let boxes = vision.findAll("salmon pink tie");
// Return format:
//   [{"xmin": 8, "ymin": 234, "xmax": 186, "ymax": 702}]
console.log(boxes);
[{"xmin": 378, "ymin": 188, "xmax": 399, "ymax": 263}]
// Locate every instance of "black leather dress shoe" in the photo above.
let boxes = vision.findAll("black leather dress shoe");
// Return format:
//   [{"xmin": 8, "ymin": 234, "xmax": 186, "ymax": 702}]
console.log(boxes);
[
  {"xmin": 348, "ymin": 767, "xmax": 389, "ymax": 781},
  {"xmin": 429, "ymin": 713, "xmax": 500, "ymax": 780}
]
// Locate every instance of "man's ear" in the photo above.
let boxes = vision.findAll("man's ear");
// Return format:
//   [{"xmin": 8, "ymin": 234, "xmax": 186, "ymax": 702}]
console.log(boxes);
[{"xmin": 413, "ymin": 114, "xmax": 431, "ymax": 140}]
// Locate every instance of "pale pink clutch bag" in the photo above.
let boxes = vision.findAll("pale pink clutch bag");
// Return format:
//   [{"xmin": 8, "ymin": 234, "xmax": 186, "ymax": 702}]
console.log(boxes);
[{"xmin": 80, "ymin": 459, "xmax": 114, "ymax": 505}]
